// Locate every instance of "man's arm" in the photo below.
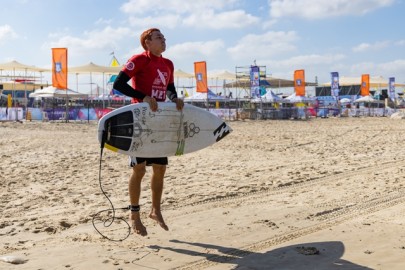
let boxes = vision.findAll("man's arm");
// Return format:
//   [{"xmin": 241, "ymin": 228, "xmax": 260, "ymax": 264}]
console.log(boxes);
[
  {"xmin": 167, "ymin": 83, "xmax": 184, "ymax": 110},
  {"xmin": 113, "ymin": 71, "xmax": 146, "ymax": 100}
]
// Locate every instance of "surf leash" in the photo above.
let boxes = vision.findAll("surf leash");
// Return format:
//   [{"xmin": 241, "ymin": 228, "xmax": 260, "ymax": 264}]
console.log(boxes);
[
  {"xmin": 91, "ymin": 129, "xmax": 131, "ymax": 242},
  {"xmin": 175, "ymin": 109, "xmax": 185, "ymax": 156}
]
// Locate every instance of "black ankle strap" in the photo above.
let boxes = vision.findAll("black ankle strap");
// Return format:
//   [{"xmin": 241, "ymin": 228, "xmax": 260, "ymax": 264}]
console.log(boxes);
[{"xmin": 129, "ymin": 205, "xmax": 140, "ymax": 212}]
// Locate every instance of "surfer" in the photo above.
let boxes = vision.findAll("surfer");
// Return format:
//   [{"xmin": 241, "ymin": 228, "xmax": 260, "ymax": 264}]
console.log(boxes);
[{"xmin": 113, "ymin": 28, "xmax": 184, "ymax": 236}]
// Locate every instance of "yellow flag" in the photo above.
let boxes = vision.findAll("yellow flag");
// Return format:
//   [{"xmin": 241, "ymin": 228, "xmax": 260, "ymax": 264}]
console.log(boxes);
[{"xmin": 110, "ymin": 56, "xmax": 120, "ymax": 67}]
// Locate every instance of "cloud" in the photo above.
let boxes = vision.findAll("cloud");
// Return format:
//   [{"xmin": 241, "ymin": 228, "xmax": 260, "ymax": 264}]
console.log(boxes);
[
  {"xmin": 0, "ymin": 25, "xmax": 18, "ymax": 43},
  {"xmin": 227, "ymin": 31, "xmax": 298, "ymax": 62},
  {"xmin": 43, "ymin": 26, "xmax": 132, "ymax": 55},
  {"xmin": 121, "ymin": 0, "xmax": 258, "ymax": 29},
  {"xmin": 269, "ymin": 0, "xmax": 395, "ymax": 19},
  {"xmin": 128, "ymin": 15, "xmax": 181, "ymax": 29},
  {"xmin": 120, "ymin": 0, "xmax": 238, "ymax": 14},
  {"xmin": 183, "ymin": 9, "xmax": 259, "ymax": 29},
  {"xmin": 368, "ymin": 59, "xmax": 405, "ymax": 77},
  {"xmin": 352, "ymin": 40, "xmax": 391, "ymax": 52},
  {"xmin": 166, "ymin": 39, "xmax": 226, "ymax": 61}
]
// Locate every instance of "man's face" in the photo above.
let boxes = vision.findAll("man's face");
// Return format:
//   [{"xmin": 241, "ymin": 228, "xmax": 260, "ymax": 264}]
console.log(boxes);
[{"xmin": 147, "ymin": 31, "xmax": 166, "ymax": 55}]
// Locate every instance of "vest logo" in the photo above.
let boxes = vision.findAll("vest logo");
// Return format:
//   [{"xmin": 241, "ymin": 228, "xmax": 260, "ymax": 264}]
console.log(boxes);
[{"xmin": 153, "ymin": 69, "xmax": 168, "ymax": 85}]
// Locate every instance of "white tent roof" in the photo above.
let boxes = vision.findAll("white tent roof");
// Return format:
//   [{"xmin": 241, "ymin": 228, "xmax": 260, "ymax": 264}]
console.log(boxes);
[
  {"xmin": 174, "ymin": 69, "xmax": 194, "ymax": 78},
  {"xmin": 29, "ymin": 86, "xmax": 88, "ymax": 99},
  {"xmin": 69, "ymin": 62, "xmax": 122, "ymax": 74},
  {"xmin": 354, "ymin": 95, "xmax": 377, "ymax": 103},
  {"xmin": 251, "ymin": 90, "xmax": 285, "ymax": 103},
  {"xmin": 184, "ymin": 89, "xmax": 228, "ymax": 101},
  {"xmin": 285, "ymin": 93, "xmax": 315, "ymax": 103},
  {"xmin": 208, "ymin": 70, "xmax": 236, "ymax": 80},
  {"xmin": 322, "ymin": 76, "xmax": 405, "ymax": 87},
  {"xmin": 0, "ymin": 60, "xmax": 49, "ymax": 72}
]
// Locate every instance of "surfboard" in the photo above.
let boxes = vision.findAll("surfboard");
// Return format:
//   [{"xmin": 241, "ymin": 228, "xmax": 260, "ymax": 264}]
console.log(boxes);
[{"xmin": 98, "ymin": 102, "xmax": 232, "ymax": 157}]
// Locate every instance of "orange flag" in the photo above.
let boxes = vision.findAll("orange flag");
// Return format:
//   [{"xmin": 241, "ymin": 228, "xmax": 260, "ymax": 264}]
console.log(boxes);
[
  {"xmin": 294, "ymin": 69, "xmax": 305, "ymax": 96},
  {"xmin": 52, "ymin": 48, "xmax": 68, "ymax": 89},
  {"xmin": 360, "ymin": 74, "xmax": 370, "ymax": 96},
  {"xmin": 194, "ymin": 61, "xmax": 208, "ymax": 93}
]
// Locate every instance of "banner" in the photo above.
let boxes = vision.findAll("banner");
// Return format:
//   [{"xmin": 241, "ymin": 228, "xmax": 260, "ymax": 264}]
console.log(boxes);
[
  {"xmin": 194, "ymin": 61, "xmax": 208, "ymax": 93},
  {"xmin": 294, "ymin": 69, "xmax": 305, "ymax": 96},
  {"xmin": 52, "ymin": 48, "xmax": 68, "ymax": 89},
  {"xmin": 388, "ymin": 77, "xmax": 395, "ymax": 101},
  {"xmin": 331, "ymin": 72, "xmax": 339, "ymax": 97},
  {"xmin": 250, "ymin": 66, "xmax": 260, "ymax": 98},
  {"xmin": 360, "ymin": 74, "xmax": 370, "ymax": 96}
]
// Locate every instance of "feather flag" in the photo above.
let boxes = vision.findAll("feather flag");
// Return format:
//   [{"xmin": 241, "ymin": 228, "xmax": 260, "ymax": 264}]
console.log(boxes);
[
  {"xmin": 294, "ymin": 69, "xmax": 305, "ymax": 96},
  {"xmin": 388, "ymin": 77, "xmax": 395, "ymax": 101},
  {"xmin": 194, "ymin": 61, "xmax": 208, "ymax": 93},
  {"xmin": 52, "ymin": 48, "xmax": 68, "ymax": 89},
  {"xmin": 360, "ymin": 74, "xmax": 370, "ymax": 96}
]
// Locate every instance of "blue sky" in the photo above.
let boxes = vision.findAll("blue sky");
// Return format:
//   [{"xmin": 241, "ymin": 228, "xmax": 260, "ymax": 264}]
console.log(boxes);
[{"xmin": 1, "ymin": 0, "xmax": 404, "ymax": 91}]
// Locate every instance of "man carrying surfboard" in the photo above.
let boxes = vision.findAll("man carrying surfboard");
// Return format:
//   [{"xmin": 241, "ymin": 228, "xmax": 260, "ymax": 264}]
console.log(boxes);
[{"xmin": 113, "ymin": 28, "xmax": 184, "ymax": 236}]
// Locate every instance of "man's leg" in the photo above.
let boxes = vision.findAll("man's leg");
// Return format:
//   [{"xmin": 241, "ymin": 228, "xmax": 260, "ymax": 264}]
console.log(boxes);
[
  {"xmin": 149, "ymin": 164, "xmax": 169, "ymax": 231},
  {"xmin": 129, "ymin": 162, "xmax": 147, "ymax": 236}
]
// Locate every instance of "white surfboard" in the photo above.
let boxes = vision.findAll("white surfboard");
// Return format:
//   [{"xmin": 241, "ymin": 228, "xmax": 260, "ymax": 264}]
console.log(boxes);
[{"xmin": 98, "ymin": 102, "xmax": 232, "ymax": 157}]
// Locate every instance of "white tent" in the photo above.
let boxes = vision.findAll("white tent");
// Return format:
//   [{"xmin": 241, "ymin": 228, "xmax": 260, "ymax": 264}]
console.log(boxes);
[
  {"xmin": 29, "ymin": 86, "xmax": 88, "ymax": 99},
  {"xmin": 354, "ymin": 95, "xmax": 377, "ymax": 103},
  {"xmin": 184, "ymin": 89, "xmax": 228, "ymax": 101},
  {"xmin": 251, "ymin": 90, "xmax": 285, "ymax": 103},
  {"xmin": 285, "ymin": 93, "xmax": 315, "ymax": 103}
]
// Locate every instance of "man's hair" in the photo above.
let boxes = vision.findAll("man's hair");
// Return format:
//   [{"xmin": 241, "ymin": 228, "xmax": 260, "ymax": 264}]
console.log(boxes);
[{"xmin": 140, "ymin": 28, "xmax": 160, "ymax": 50}]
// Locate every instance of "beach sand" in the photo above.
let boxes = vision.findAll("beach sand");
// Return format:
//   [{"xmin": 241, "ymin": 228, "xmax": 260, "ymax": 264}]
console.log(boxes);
[{"xmin": 1, "ymin": 117, "xmax": 404, "ymax": 270}]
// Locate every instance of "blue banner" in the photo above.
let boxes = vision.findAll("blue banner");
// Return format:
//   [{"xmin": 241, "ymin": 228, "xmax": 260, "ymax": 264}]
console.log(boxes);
[
  {"xmin": 331, "ymin": 72, "xmax": 339, "ymax": 97},
  {"xmin": 389, "ymin": 77, "xmax": 395, "ymax": 101},
  {"xmin": 250, "ymin": 66, "xmax": 260, "ymax": 98}
]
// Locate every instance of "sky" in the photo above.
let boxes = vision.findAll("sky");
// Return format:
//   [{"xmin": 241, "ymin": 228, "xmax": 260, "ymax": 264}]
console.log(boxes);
[{"xmin": 1, "ymin": 0, "xmax": 405, "ymax": 93}]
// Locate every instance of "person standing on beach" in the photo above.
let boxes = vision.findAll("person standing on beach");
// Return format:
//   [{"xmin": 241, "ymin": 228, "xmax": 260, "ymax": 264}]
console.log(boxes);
[{"xmin": 113, "ymin": 28, "xmax": 184, "ymax": 236}]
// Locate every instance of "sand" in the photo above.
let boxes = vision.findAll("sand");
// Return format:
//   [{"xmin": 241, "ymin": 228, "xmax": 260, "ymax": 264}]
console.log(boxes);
[{"xmin": 0, "ymin": 117, "xmax": 404, "ymax": 270}]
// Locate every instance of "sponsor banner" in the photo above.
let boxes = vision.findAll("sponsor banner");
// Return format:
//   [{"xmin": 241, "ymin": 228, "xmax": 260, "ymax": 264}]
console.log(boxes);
[
  {"xmin": 388, "ymin": 77, "xmax": 395, "ymax": 101},
  {"xmin": 331, "ymin": 72, "xmax": 339, "ymax": 97},
  {"xmin": 250, "ymin": 66, "xmax": 260, "ymax": 98}
]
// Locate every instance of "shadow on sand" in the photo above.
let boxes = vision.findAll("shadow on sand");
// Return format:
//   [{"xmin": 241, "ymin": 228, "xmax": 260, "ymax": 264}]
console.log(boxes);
[{"xmin": 150, "ymin": 239, "xmax": 373, "ymax": 270}]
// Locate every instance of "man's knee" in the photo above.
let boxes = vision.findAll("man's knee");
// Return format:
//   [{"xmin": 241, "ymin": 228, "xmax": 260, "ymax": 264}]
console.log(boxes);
[
  {"xmin": 132, "ymin": 163, "xmax": 146, "ymax": 176},
  {"xmin": 152, "ymin": 164, "xmax": 166, "ymax": 176}
]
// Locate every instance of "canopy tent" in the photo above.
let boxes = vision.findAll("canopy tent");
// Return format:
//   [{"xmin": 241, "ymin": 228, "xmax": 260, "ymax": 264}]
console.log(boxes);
[
  {"xmin": 209, "ymin": 70, "xmax": 236, "ymax": 80},
  {"xmin": 69, "ymin": 62, "xmax": 122, "ymax": 74},
  {"xmin": 321, "ymin": 76, "xmax": 405, "ymax": 88},
  {"xmin": 224, "ymin": 77, "xmax": 317, "ymax": 88},
  {"xmin": 285, "ymin": 93, "xmax": 315, "ymax": 103},
  {"xmin": 339, "ymin": 98, "xmax": 352, "ymax": 103},
  {"xmin": 174, "ymin": 69, "xmax": 194, "ymax": 78},
  {"xmin": 353, "ymin": 95, "xmax": 378, "ymax": 103},
  {"xmin": 251, "ymin": 90, "xmax": 286, "ymax": 103},
  {"xmin": 184, "ymin": 89, "xmax": 228, "ymax": 101},
  {"xmin": 29, "ymin": 86, "xmax": 88, "ymax": 99},
  {"xmin": 0, "ymin": 60, "xmax": 49, "ymax": 72}
]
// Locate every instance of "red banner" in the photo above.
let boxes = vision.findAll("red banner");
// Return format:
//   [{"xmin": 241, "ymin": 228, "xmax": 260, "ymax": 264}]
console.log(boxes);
[
  {"xmin": 294, "ymin": 69, "xmax": 305, "ymax": 96},
  {"xmin": 194, "ymin": 61, "xmax": 208, "ymax": 93},
  {"xmin": 360, "ymin": 74, "xmax": 370, "ymax": 96},
  {"xmin": 52, "ymin": 48, "xmax": 68, "ymax": 89}
]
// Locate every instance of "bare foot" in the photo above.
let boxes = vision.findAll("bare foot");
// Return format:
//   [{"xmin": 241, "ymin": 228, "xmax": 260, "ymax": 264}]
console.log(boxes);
[
  {"xmin": 130, "ymin": 212, "xmax": 147, "ymax": 236},
  {"xmin": 149, "ymin": 210, "xmax": 169, "ymax": 231}
]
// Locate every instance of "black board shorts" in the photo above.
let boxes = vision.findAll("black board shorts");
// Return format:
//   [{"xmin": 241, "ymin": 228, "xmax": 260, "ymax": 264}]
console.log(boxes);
[{"xmin": 129, "ymin": 157, "xmax": 168, "ymax": 167}]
